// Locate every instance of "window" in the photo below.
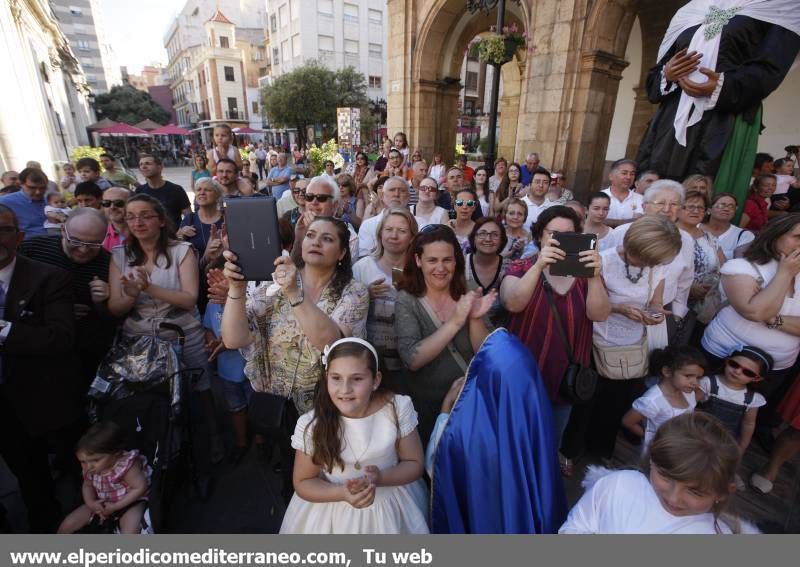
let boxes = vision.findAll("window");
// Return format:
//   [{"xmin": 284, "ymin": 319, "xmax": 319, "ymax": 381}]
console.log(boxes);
[
  {"xmin": 318, "ymin": 35, "xmax": 334, "ymax": 58},
  {"xmin": 343, "ymin": 3, "xmax": 359, "ymax": 24},
  {"xmin": 76, "ymin": 40, "xmax": 90, "ymax": 51},
  {"xmin": 227, "ymin": 97, "xmax": 238, "ymax": 119},
  {"xmin": 219, "ymin": 36, "xmax": 229, "ymax": 48},
  {"xmin": 224, "ymin": 66, "xmax": 235, "ymax": 81},
  {"xmin": 291, "ymin": 34, "xmax": 300, "ymax": 57},
  {"xmin": 344, "ymin": 40, "xmax": 358, "ymax": 54},
  {"xmin": 270, "ymin": 14, "xmax": 277, "ymax": 33},
  {"xmin": 318, "ymin": 0, "xmax": 333, "ymax": 16},
  {"xmin": 252, "ymin": 101, "xmax": 259, "ymax": 113},
  {"xmin": 281, "ymin": 40, "xmax": 289, "ymax": 62},
  {"xmin": 279, "ymin": 4, "xmax": 288, "ymax": 27},
  {"xmin": 290, "ymin": 0, "xmax": 299, "ymax": 20},
  {"xmin": 368, "ymin": 76, "xmax": 382, "ymax": 89},
  {"xmin": 369, "ymin": 43, "xmax": 382, "ymax": 58},
  {"xmin": 272, "ymin": 47, "xmax": 280, "ymax": 65},
  {"xmin": 69, "ymin": 6, "xmax": 82, "ymax": 16},
  {"xmin": 368, "ymin": 9, "xmax": 382, "ymax": 25},
  {"xmin": 466, "ymin": 71, "xmax": 478, "ymax": 90}
]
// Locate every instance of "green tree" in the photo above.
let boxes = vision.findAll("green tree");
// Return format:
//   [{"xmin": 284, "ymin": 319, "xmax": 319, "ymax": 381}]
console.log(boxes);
[
  {"xmin": 94, "ymin": 85, "xmax": 170, "ymax": 124},
  {"xmin": 261, "ymin": 62, "xmax": 372, "ymax": 147},
  {"xmin": 261, "ymin": 62, "xmax": 338, "ymax": 148}
]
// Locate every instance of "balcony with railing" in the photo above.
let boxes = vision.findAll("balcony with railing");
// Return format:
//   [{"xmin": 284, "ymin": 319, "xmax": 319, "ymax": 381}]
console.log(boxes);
[{"xmin": 225, "ymin": 110, "xmax": 246, "ymax": 121}]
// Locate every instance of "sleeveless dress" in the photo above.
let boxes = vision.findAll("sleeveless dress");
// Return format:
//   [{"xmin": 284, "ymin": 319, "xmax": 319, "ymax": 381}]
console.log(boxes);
[
  {"xmin": 279, "ymin": 394, "xmax": 429, "ymax": 534},
  {"xmin": 86, "ymin": 450, "xmax": 152, "ymax": 504}
]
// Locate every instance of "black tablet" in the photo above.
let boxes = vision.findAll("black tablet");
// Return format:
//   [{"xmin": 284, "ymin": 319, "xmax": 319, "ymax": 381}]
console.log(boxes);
[
  {"xmin": 224, "ymin": 196, "xmax": 282, "ymax": 281},
  {"xmin": 549, "ymin": 232, "xmax": 597, "ymax": 278}
]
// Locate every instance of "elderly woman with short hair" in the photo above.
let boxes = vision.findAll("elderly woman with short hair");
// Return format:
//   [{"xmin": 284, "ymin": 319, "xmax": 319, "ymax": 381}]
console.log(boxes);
[{"xmin": 604, "ymin": 180, "xmax": 694, "ymax": 342}]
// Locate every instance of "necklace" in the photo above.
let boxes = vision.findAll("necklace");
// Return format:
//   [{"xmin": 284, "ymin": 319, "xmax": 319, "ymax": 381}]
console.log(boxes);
[
  {"xmin": 344, "ymin": 414, "xmax": 375, "ymax": 470},
  {"xmin": 624, "ymin": 252, "xmax": 645, "ymax": 284}
]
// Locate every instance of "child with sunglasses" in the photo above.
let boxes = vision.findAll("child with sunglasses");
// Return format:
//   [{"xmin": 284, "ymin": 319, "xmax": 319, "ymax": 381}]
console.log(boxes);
[{"xmin": 697, "ymin": 346, "xmax": 772, "ymax": 486}]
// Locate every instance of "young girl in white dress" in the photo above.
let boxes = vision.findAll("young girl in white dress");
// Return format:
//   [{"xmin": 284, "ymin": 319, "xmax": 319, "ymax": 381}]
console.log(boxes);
[
  {"xmin": 560, "ymin": 412, "xmax": 749, "ymax": 534},
  {"xmin": 280, "ymin": 338, "xmax": 429, "ymax": 534},
  {"xmin": 622, "ymin": 346, "xmax": 706, "ymax": 453}
]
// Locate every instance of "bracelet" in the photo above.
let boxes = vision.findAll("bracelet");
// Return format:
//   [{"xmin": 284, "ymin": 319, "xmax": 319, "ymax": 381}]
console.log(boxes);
[
  {"xmin": 767, "ymin": 314, "xmax": 784, "ymax": 329},
  {"xmin": 227, "ymin": 293, "xmax": 243, "ymax": 300},
  {"xmin": 289, "ymin": 294, "xmax": 304, "ymax": 307}
]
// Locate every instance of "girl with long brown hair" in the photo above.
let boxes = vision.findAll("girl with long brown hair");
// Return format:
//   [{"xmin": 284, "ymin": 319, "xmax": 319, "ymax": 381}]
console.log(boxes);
[{"xmin": 280, "ymin": 338, "xmax": 428, "ymax": 533}]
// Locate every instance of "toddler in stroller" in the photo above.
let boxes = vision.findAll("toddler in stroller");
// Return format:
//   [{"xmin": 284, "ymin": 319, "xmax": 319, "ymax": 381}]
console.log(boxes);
[
  {"xmin": 87, "ymin": 322, "xmax": 206, "ymax": 532},
  {"xmin": 58, "ymin": 421, "xmax": 152, "ymax": 534}
]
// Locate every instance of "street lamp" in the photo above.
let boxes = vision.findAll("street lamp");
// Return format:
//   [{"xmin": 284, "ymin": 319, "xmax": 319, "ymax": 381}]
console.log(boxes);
[{"xmin": 466, "ymin": 0, "xmax": 519, "ymax": 173}]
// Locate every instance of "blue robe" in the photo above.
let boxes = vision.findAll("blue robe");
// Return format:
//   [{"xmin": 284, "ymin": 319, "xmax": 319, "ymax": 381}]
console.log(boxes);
[{"xmin": 431, "ymin": 329, "xmax": 567, "ymax": 533}]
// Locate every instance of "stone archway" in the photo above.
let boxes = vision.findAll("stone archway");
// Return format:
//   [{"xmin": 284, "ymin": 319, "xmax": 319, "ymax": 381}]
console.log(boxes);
[
  {"xmin": 387, "ymin": 0, "xmax": 528, "ymax": 166},
  {"xmin": 387, "ymin": 0, "xmax": 688, "ymax": 191}
]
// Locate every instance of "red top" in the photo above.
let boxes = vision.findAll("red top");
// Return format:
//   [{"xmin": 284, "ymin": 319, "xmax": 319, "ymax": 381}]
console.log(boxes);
[
  {"xmin": 505, "ymin": 258, "xmax": 593, "ymax": 404},
  {"xmin": 743, "ymin": 193, "xmax": 769, "ymax": 232}
]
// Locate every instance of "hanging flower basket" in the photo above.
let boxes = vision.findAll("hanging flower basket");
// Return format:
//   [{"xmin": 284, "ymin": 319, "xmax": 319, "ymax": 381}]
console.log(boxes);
[{"xmin": 466, "ymin": 24, "xmax": 531, "ymax": 66}]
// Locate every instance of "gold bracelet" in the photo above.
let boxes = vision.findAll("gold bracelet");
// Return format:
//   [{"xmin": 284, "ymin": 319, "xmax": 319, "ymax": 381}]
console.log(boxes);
[{"xmin": 227, "ymin": 293, "xmax": 243, "ymax": 300}]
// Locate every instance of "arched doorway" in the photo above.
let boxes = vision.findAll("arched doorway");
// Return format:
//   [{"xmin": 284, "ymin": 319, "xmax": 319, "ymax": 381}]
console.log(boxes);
[{"xmin": 390, "ymin": 0, "xmax": 528, "ymax": 166}]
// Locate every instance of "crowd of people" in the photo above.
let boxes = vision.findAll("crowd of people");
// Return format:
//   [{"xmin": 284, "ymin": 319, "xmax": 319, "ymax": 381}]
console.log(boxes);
[{"xmin": 1, "ymin": 122, "xmax": 800, "ymax": 535}]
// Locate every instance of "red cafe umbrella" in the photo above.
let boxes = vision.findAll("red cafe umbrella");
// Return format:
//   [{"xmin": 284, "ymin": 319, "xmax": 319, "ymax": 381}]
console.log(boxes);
[
  {"xmin": 232, "ymin": 126, "xmax": 262, "ymax": 134},
  {"xmin": 96, "ymin": 123, "xmax": 150, "ymax": 136},
  {"xmin": 149, "ymin": 124, "xmax": 192, "ymax": 136}
]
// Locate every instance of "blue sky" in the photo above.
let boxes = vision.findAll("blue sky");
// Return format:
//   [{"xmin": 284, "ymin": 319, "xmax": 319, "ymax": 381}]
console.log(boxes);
[{"xmin": 101, "ymin": 0, "xmax": 184, "ymax": 73}]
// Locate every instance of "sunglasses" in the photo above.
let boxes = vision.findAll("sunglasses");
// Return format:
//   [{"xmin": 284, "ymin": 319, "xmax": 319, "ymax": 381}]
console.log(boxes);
[
  {"xmin": 420, "ymin": 223, "xmax": 451, "ymax": 234},
  {"xmin": 419, "ymin": 185, "xmax": 438, "ymax": 192},
  {"xmin": 304, "ymin": 193, "xmax": 333, "ymax": 203},
  {"xmin": 455, "ymin": 199, "xmax": 475, "ymax": 207},
  {"xmin": 726, "ymin": 359, "xmax": 761, "ymax": 380},
  {"xmin": 102, "ymin": 200, "xmax": 127, "ymax": 208}
]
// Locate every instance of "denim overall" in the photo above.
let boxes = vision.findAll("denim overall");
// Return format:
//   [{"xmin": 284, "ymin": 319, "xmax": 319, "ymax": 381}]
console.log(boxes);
[{"xmin": 699, "ymin": 375, "xmax": 754, "ymax": 438}]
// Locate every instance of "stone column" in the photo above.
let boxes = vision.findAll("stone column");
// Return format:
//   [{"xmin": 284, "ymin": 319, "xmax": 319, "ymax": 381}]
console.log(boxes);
[{"xmin": 569, "ymin": 49, "xmax": 629, "ymax": 195}]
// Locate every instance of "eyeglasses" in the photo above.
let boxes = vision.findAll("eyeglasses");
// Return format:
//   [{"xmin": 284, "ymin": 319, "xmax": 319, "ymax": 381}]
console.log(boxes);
[
  {"xmin": 292, "ymin": 188, "xmax": 303, "ymax": 194},
  {"xmin": 102, "ymin": 200, "xmax": 126, "ymax": 208},
  {"xmin": 713, "ymin": 202, "xmax": 736, "ymax": 210},
  {"xmin": 304, "ymin": 193, "xmax": 333, "ymax": 203},
  {"xmin": 682, "ymin": 204, "xmax": 706, "ymax": 212},
  {"xmin": 124, "ymin": 214, "xmax": 160, "ymax": 224},
  {"xmin": 726, "ymin": 359, "xmax": 761, "ymax": 380},
  {"xmin": 419, "ymin": 185, "xmax": 438, "ymax": 193},
  {"xmin": 476, "ymin": 231, "xmax": 500, "ymax": 240},
  {"xmin": 648, "ymin": 201, "xmax": 681, "ymax": 210},
  {"xmin": 455, "ymin": 199, "xmax": 475, "ymax": 207},
  {"xmin": 63, "ymin": 225, "xmax": 103, "ymax": 249}
]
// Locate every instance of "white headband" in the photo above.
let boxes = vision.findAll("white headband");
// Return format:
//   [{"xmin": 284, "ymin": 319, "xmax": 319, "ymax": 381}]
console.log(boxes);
[{"xmin": 321, "ymin": 338, "xmax": 380, "ymax": 369}]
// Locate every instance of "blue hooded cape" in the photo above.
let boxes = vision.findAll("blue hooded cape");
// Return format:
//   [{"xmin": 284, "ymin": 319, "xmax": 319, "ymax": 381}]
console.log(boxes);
[{"xmin": 431, "ymin": 329, "xmax": 567, "ymax": 533}]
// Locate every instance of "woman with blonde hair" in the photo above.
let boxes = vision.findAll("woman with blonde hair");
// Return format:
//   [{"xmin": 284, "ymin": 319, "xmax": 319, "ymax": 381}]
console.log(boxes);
[
  {"xmin": 681, "ymin": 174, "xmax": 713, "ymax": 199},
  {"xmin": 588, "ymin": 215, "xmax": 683, "ymax": 459},
  {"xmin": 352, "ymin": 208, "xmax": 419, "ymax": 387}
]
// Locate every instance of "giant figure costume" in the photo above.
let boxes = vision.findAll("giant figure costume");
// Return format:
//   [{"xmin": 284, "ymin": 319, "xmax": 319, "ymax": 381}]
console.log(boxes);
[
  {"xmin": 636, "ymin": 0, "xmax": 800, "ymax": 204},
  {"xmin": 430, "ymin": 329, "xmax": 567, "ymax": 533}
]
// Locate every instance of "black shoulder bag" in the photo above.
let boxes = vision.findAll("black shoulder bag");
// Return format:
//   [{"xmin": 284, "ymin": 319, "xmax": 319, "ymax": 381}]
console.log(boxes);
[{"xmin": 541, "ymin": 279, "xmax": 597, "ymax": 404}]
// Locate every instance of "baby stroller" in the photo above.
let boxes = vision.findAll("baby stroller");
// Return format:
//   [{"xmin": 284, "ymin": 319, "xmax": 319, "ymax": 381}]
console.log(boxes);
[{"xmin": 87, "ymin": 323, "xmax": 203, "ymax": 533}]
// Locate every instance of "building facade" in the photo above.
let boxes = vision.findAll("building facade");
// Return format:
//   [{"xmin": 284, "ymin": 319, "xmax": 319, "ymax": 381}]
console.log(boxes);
[
  {"xmin": 0, "ymin": 0, "xmax": 94, "ymax": 177},
  {"xmin": 165, "ymin": 0, "xmax": 266, "ymax": 142},
  {"xmin": 51, "ymin": 0, "xmax": 120, "ymax": 94},
  {"xmin": 388, "ymin": 0, "xmax": 799, "ymax": 194},
  {"xmin": 264, "ymin": 0, "xmax": 389, "ymax": 107}
]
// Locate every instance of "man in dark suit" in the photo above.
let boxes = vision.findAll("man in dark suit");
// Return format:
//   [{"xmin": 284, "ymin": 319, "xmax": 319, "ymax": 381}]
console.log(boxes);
[{"xmin": 0, "ymin": 205, "xmax": 79, "ymax": 532}]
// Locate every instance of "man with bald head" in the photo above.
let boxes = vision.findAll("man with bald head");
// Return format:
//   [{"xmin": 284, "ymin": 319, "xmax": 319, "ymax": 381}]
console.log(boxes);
[
  {"xmin": 357, "ymin": 176, "xmax": 410, "ymax": 259},
  {"xmin": 19, "ymin": 207, "xmax": 117, "ymax": 387},
  {"xmin": 520, "ymin": 152, "xmax": 541, "ymax": 186},
  {"xmin": 294, "ymin": 175, "xmax": 359, "ymax": 259}
]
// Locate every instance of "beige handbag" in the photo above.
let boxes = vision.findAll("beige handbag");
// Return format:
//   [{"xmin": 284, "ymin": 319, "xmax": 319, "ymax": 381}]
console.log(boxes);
[
  {"xmin": 592, "ymin": 335, "xmax": 649, "ymax": 380},
  {"xmin": 592, "ymin": 268, "xmax": 653, "ymax": 380}
]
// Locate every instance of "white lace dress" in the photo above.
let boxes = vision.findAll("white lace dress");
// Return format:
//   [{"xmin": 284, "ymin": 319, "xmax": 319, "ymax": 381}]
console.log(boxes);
[{"xmin": 279, "ymin": 394, "xmax": 430, "ymax": 534}]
